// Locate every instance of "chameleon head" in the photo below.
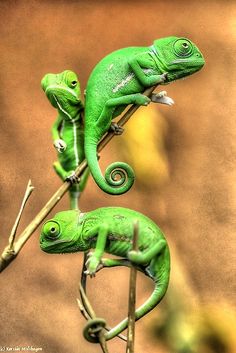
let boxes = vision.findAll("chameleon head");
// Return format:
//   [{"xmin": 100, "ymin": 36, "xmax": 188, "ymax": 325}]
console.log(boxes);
[
  {"xmin": 40, "ymin": 210, "xmax": 84, "ymax": 254},
  {"xmin": 151, "ymin": 36, "xmax": 205, "ymax": 82},
  {"xmin": 41, "ymin": 70, "xmax": 82, "ymax": 120}
]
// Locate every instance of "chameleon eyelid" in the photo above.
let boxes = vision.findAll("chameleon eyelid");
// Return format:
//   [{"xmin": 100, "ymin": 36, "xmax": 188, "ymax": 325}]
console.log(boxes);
[{"xmin": 43, "ymin": 220, "xmax": 61, "ymax": 239}]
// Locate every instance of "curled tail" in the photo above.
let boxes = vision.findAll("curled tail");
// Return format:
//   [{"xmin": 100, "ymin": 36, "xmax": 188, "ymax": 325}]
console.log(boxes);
[
  {"xmin": 85, "ymin": 137, "xmax": 135, "ymax": 195},
  {"xmin": 105, "ymin": 278, "xmax": 168, "ymax": 341}
]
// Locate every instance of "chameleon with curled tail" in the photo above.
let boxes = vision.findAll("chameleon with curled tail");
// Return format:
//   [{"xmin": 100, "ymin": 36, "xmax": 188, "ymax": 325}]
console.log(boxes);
[
  {"xmin": 40, "ymin": 207, "xmax": 170, "ymax": 340},
  {"xmin": 84, "ymin": 36, "xmax": 205, "ymax": 195},
  {"xmin": 41, "ymin": 70, "xmax": 89, "ymax": 210}
]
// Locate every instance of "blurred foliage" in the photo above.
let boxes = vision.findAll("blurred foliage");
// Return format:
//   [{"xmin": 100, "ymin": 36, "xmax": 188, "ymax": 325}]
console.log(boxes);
[
  {"xmin": 151, "ymin": 301, "xmax": 236, "ymax": 353},
  {"xmin": 116, "ymin": 103, "xmax": 236, "ymax": 353},
  {"xmin": 147, "ymin": 245, "xmax": 236, "ymax": 353},
  {"xmin": 117, "ymin": 105, "xmax": 170, "ymax": 189}
]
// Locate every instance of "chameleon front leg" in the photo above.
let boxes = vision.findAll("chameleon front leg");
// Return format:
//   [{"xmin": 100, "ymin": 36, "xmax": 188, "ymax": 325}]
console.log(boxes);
[
  {"xmin": 52, "ymin": 115, "xmax": 67, "ymax": 153},
  {"xmin": 96, "ymin": 93, "xmax": 151, "ymax": 131},
  {"xmin": 129, "ymin": 54, "xmax": 167, "ymax": 87},
  {"xmin": 85, "ymin": 224, "xmax": 110, "ymax": 277}
]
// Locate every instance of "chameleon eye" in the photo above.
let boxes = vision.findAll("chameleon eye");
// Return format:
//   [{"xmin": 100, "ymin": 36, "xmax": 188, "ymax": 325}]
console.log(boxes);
[
  {"xmin": 42, "ymin": 220, "xmax": 61, "ymax": 240},
  {"xmin": 174, "ymin": 39, "xmax": 193, "ymax": 57},
  {"xmin": 66, "ymin": 71, "xmax": 79, "ymax": 88},
  {"xmin": 70, "ymin": 80, "xmax": 78, "ymax": 88}
]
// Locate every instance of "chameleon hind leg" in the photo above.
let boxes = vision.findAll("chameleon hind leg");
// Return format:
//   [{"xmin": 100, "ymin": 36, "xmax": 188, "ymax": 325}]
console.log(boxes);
[
  {"xmin": 128, "ymin": 239, "xmax": 166, "ymax": 265},
  {"xmin": 53, "ymin": 161, "xmax": 80, "ymax": 209},
  {"xmin": 70, "ymin": 168, "xmax": 90, "ymax": 209},
  {"xmin": 78, "ymin": 167, "xmax": 90, "ymax": 193},
  {"xmin": 53, "ymin": 161, "xmax": 77, "ymax": 181},
  {"xmin": 104, "ymin": 240, "xmax": 169, "ymax": 341}
]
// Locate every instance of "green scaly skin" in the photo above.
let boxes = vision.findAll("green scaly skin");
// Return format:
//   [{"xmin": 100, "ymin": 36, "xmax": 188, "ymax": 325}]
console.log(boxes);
[
  {"xmin": 85, "ymin": 36, "xmax": 205, "ymax": 195},
  {"xmin": 40, "ymin": 207, "xmax": 170, "ymax": 341},
  {"xmin": 41, "ymin": 70, "xmax": 89, "ymax": 210}
]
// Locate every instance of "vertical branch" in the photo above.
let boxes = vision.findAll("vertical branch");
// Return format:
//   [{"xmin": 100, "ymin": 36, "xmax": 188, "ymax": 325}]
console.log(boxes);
[
  {"xmin": 126, "ymin": 221, "xmax": 139, "ymax": 353},
  {"xmin": 79, "ymin": 283, "xmax": 109, "ymax": 353}
]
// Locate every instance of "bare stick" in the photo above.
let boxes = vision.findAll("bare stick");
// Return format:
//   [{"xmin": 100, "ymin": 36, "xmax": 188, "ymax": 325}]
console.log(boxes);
[
  {"xmin": 79, "ymin": 283, "xmax": 109, "ymax": 353},
  {"xmin": 8, "ymin": 180, "xmax": 34, "ymax": 250},
  {"xmin": 78, "ymin": 254, "xmax": 127, "ymax": 342},
  {"xmin": 126, "ymin": 221, "xmax": 139, "ymax": 353},
  {"xmin": 0, "ymin": 85, "xmax": 157, "ymax": 273}
]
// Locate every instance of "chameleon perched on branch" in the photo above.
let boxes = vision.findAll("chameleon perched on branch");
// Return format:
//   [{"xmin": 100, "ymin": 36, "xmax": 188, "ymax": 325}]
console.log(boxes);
[
  {"xmin": 84, "ymin": 36, "xmax": 205, "ymax": 195},
  {"xmin": 40, "ymin": 207, "xmax": 170, "ymax": 341},
  {"xmin": 41, "ymin": 70, "xmax": 89, "ymax": 210}
]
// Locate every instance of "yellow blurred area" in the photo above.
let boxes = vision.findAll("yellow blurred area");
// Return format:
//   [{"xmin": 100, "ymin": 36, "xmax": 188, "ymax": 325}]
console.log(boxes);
[
  {"xmin": 118, "ymin": 105, "xmax": 170, "ymax": 188},
  {"xmin": 146, "ymin": 244, "xmax": 236, "ymax": 353}
]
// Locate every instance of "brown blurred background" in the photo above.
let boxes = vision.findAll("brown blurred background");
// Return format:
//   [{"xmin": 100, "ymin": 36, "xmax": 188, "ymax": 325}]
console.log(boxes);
[{"xmin": 0, "ymin": 1, "xmax": 236, "ymax": 353}]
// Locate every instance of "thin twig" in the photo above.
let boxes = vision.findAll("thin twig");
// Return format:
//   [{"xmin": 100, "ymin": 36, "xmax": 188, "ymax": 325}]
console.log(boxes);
[
  {"xmin": 9, "ymin": 180, "xmax": 34, "ymax": 249},
  {"xmin": 78, "ymin": 253, "xmax": 127, "ymax": 342},
  {"xmin": 126, "ymin": 221, "xmax": 139, "ymax": 353},
  {"xmin": 79, "ymin": 283, "xmax": 109, "ymax": 353},
  {"xmin": 0, "ymin": 85, "xmax": 157, "ymax": 273},
  {"xmin": 80, "ymin": 252, "xmax": 88, "ymax": 292}
]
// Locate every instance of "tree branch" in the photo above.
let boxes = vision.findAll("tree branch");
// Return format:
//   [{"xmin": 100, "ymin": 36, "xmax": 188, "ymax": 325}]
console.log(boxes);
[{"xmin": 0, "ymin": 85, "xmax": 157, "ymax": 273}]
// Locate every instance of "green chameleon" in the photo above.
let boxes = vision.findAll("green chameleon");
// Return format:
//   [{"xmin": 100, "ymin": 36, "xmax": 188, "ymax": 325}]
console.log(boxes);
[
  {"xmin": 41, "ymin": 70, "xmax": 89, "ymax": 210},
  {"xmin": 84, "ymin": 36, "xmax": 205, "ymax": 195},
  {"xmin": 40, "ymin": 207, "xmax": 170, "ymax": 340}
]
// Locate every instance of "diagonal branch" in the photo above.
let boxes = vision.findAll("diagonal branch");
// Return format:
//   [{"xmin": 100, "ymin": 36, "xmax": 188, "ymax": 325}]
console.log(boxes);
[{"xmin": 0, "ymin": 85, "xmax": 157, "ymax": 273}]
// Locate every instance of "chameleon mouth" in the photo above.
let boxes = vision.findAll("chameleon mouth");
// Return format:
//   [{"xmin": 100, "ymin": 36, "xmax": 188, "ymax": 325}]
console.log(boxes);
[
  {"xmin": 40, "ymin": 237, "xmax": 78, "ymax": 253},
  {"xmin": 165, "ymin": 58, "xmax": 205, "ymax": 83},
  {"xmin": 45, "ymin": 85, "xmax": 80, "ymax": 106}
]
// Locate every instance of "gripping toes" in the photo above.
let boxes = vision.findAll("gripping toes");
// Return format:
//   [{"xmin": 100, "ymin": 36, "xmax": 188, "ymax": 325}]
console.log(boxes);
[
  {"xmin": 110, "ymin": 122, "xmax": 124, "ymax": 135},
  {"xmin": 54, "ymin": 139, "xmax": 67, "ymax": 153},
  {"xmin": 85, "ymin": 255, "xmax": 101, "ymax": 277},
  {"xmin": 151, "ymin": 91, "xmax": 174, "ymax": 106},
  {"xmin": 160, "ymin": 72, "xmax": 168, "ymax": 82},
  {"xmin": 65, "ymin": 171, "xmax": 80, "ymax": 184}
]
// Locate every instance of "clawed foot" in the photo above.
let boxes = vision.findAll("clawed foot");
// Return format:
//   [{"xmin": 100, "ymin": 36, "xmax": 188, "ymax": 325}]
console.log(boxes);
[
  {"xmin": 53, "ymin": 139, "xmax": 67, "ymax": 153},
  {"xmin": 160, "ymin": 72, "xmax": 168, "ymax": 83},
  {"xmin": 151, "ymin": 91, "xmax": 174, "ymax": 106},
  {"xmin": 65, "ymin": 171, "xmax": 80, "ymax": 184},
  {"xmin": 84, "ymin": 252, "xmax": 101, "ymax": 278},
  {"xmin": 110, "ymin": 123, "xmax": 124, "ymax": 135}
]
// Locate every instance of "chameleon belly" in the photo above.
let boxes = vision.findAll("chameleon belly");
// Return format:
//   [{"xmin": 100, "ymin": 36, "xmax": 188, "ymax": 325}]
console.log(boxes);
[{"xmin": 58, "ymin": 119, "xmax": 85, "ymax": 172}]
